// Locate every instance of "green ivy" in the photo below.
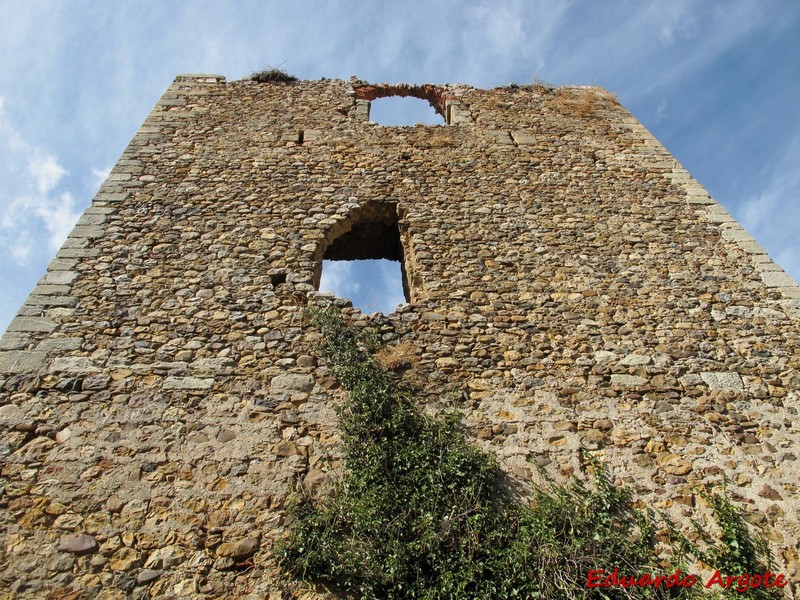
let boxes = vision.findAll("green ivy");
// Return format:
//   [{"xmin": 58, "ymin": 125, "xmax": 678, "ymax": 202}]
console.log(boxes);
[{"xmin": 277, "ymin": 304, "xmax": 780, "ymax": 599}]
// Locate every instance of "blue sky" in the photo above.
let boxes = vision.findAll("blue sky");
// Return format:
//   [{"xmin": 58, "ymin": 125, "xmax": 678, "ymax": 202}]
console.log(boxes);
[{"xmin": 0, "ymin": 1, "xmax": 798, "ymax": 328}]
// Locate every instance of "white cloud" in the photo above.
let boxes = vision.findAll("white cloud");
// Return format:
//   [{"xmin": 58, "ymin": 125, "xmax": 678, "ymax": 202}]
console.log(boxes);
[
  {"xmin": 462, "ymin": 0, "xmax": 572, "ymax": 83},
  {"xmin": 734, "ymin": 134, "xmax": 800, "ymax": 282},
  {"xmin": 28, "ymin": 154, "xmax": 66, "ymax": 195},
  {"xmin": 379, "ymin": 262, "xmax": 408, "ymax": 310},
  {"xmin": 544, "ymin": 0, "xmax": 771, "ymax": 99},
  {"xmin": 320, "ymin": 261, "xmax": 360, "ymax": 298},
  {"xmin": 655, "ymin": 100, "xmax": 667, "ymax": 124},
  {"xmin": 320, "ymin": 260, "xmax": 406, "ymax": 314},
  {"xmin": 655, "ymin": 0, "xmax": 699, "ymax": 44},
  {"xmin": 10, "ymin": 231, "xmax": 32, "ymax": 264},
  {"xmin": 0, "ymin": 98, "xmax": 81, "ymax": 262},
  {"xmin": 468, "ymin": 3, "xmax": 525, "ymax": 54},
  {"xmin": 91, "ymin": 166, "xmax": 112, "ymax": 189}
]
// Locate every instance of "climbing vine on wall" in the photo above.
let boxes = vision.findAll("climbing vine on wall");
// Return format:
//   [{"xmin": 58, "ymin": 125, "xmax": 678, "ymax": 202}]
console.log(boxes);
[{"xmin": 277, "ymin": 304, "xmax": 780, "ymax": 599}]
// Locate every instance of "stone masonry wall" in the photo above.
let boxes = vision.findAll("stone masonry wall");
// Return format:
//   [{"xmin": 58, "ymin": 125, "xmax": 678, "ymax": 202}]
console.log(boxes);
[{"xmin": 0, "ymin": 75, "xmax": 798, "ymax": 598}]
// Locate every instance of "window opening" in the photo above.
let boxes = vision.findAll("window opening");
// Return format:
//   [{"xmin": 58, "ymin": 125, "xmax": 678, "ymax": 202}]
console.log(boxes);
[
  {"xmin": 369, "ymin": 96, "xmax": 445, "ymax": 126},
  {"xmin": 353, "ymin": 83, "xmax": 453, "ymax": 124},
  {"xmin": 320, "ymin": 259, "xmax": 406, "ymax": 314},
  {"xmin": 319, "ymin": 203, "xmax": 411, "ymax": 314}
]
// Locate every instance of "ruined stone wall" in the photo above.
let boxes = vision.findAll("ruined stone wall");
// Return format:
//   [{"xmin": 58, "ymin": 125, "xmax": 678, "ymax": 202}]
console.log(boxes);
[{"xmin": 0, "ymin": 75, "xmax": 798, "ymax": 598}]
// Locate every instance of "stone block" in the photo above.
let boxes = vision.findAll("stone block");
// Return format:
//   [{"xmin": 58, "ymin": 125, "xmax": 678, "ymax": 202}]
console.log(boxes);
[
  {"xmin": 60, "ymin": 237, "xmax": 89, "ymax": 249},
  {"xmin": 69, "ymin": 225, "xmax": 104, "ymax": 239},
  {"xmin": 94, "ymin": 191, "xmax": 129, "ymax": 202},
  {"xmin": 610, "ymin": 374, "xmax": 647, "ymax": 386},
  {"xmin": 31, "ymin": 284, "xmax": 72, "ymax": 296},
  {"xmin": 49, "ymin": 357, "xmax": 100, "ymax": 375},
  {"xmin": 40, "ymin": 271, "xmax": 78, "ymax": 285},
  {"xmin": 686, "ymin": 194, "xmax": 714, "ymax": 204},
  {"xmin": 106, "ymin": 172, "xmax": 131, "ymax": 181},
  {"xmin": 594, "ymin": 351, "xmax": 618, "ymax": 365},
  {"xmin": 705, "ymin": 211, "xmax": 735, "ymax": 223},
  {"xmin": 485, "ymin": 130, "xmax": 514, "ymax": 145},
  {"xmin": 0, "ymin": 351, "xmax": 46, "ymax": 374},
  {"xmin": 448, "ymin": 104, "xmax": 472, "ymax": 124},
  {"xmin": 737, "ymin": 241, "xmax": 766, "ymax": 254},
  {"xmin": 57, "ymin": 248, "xmax": 99, "ymax": 259},
  {"xmin": 36, "ymin": 337, "xmax": 83, "ymax": 353},
  {"xmin": 76, "ymin": 212, "xmax": 107, "ymax": 226},
  {"xmin": 25, "ymin": 295, "xmax": 78, "ymax": 307},
  {"xmin": 163, "ymin": 376, "xmax": 214, "ymax": 390},
  {"xmin": 721, "ymin": 226, "xmax": 755, "ymax": 243},
  {"xmin": 761, "ymin": 271, "xmax": 797, "ymax": 287},
  {"xmin": 270, "ymin": 373, "xmax": 315, "ymax": 393},
  {"xmin": 777, "ymin": 286, "xmax": 800, "ymax": 299},
  {"xmin": 700, "ymin": 372, "xmax": 743, "ymax": 391},
  {"xmin": 620, "ymin": 354, "xmax": 651, "ymax": 366},
  {"xmin": 47, "ymin": 259, "xmax": 79, "ymax": 271},
  {"xmin": 511, "ymin": 131, "xmax": 537, "ymax": 145},
  {"xmin": 7, "ymin": 317, "xmax": 57, "ymax": 333},
  {"xmin": 190, "ymin": 357, "xmax": 234, "ymax": 374}
]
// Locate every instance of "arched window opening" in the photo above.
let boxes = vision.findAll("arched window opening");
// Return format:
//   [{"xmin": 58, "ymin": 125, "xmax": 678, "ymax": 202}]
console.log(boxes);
[
  {"xmin": 353, "ymin": 83, "xmax": 454, "ymax": 125},
  {"xmin": 369, "ymin": 96, "xmax": 445, "ymax": 126},
  {"xmin": 319, "ymin": 203, "xmax": 411, "ymax": 314}
]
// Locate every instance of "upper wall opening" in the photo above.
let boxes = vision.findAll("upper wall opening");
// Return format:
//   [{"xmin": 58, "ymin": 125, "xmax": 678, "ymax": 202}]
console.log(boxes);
[
  {"xmin": 369, "ymin": 96, "xmax": 445, "ymax": 126},
  {"xmin": 352, "ymin": 83, "xmax": 470, "ymax": 126}
]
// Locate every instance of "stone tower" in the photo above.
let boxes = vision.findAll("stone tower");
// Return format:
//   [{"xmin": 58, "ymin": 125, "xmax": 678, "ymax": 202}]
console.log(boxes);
[{"xmin": 0, "ymin": 75, "xmax": 798, "ymax": 598}]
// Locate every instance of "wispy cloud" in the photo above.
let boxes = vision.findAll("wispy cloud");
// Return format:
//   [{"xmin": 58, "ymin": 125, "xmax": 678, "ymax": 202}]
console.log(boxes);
[
  {"xmin": 91, "ymin": 166, "xmax": 112, "ymax": 190},
  {"xmin": 735, "ymin": 133, "xmax": 800, "ymax": 282},
  {"xmin": 321, "ymin": 260, "xmax": 406, "ymax": 314},
  {"xmin": 0, "ymin": 97, "xmax": 80, "ymax": 261},
  {"xmin": 655, "ymin": 100, "xmax": 668, "ymax": 124},
  {"xmin": 320, "ymin": 261, "xmax": 360, "ymax": 299}
]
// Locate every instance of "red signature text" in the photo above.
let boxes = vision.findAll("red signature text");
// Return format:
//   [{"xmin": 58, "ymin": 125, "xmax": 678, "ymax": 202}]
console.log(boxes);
[{"xmin": 587, "ymin": 568, "xmax": 787, "ymax": 593}]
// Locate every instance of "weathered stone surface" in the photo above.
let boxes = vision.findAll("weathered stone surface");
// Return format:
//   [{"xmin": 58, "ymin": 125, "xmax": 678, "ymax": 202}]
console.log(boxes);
[
  {"xmin": 58, "ymin": 534, "xmax": 98, "ymax": 555},
  {"xmin": 0, "ymin": 76, "xmax": 797, "ymax": 598},
  {"xmin": 0, "ymin": 403, "xmax": 23, "ymax": 425},
  {"xmin": 31, "ymin": 284, "xmax": 72, "ymax": 296},
  {"xmin": 303, "ymin": 468, "xmax": 329, "ymax": 493},
  {"xmin": 0, "ymin": 334, "xmax": 29, "ymax": 350},
  {"xmin": 163, "ymin": 376, "xmax": 213, "ymax": 390},
  {"xmin": 49, "ymin": 357, "xmax": 100, "ymax": 374},
  {"xmin": 6, "ymin": 317, "xmax": 57, "ymax": 333},
  {"xmin": 83, "ymin": 373, "xmax": 111, "ymax": 390},
  {"xmin": 610, "ymin": 374, "xmax": 647, "ymax": 386},
  {"xmin": 190, "ymin": 357, "xmax": 234, "ymax": 373},
  {"xmin": 216, "ymin": 537, "xmax": 259, "ymax": 560},
  {"xmin": 36, "ymin": 337, "xmax": 83, "ymax": 353},
  {"xmin": 76, "ymin": 211, "xmax": 107, "ymax": 226},
  {"xmin": 106, "ymin": 495, "xmax": 126, "ymax": 513},
  {"xmin": 109, "ymin": 547, "xmax": 139, "ymax": 571},
  {"xmin": 700, "ymin": 372, "xmax": 744, "ymax": 391},
  {"xmin": 40, "ymin": 271, "xmax": 78, "ymax": 285},
  {"xmin": 24, "ymin": 294, "xmax": 78, "ymax": 307},
  {"xmin": 593, "ymin": 351, "xmax": 618, "ymax": 365},
  {"xmin": 656, "ymin": 454, "xmax": 692, "ymax": 476},
  {"xmin": 762, "ymin": 270, "xmax": 797, "ymax": 287},
  {"xmin": 511, "ymin": 131, "xmax": 537, "ymax": 145},
  {"xmin": 70, "ymin": 225, "xmax": 105, "ymax": 239},
  {"xmin": 137, "ymin": 569, "xmax": 160, "ymax": 584},
  {"xmin": 0, "ymin": 350, "xmax": 46, "ymax": 374},
  {"xmin": 270, "ymin": 373, "xmax": 314, "ymax": 393},
  {"xmin": 620, "ymin": 354, "xmax": 651, "ymax": 366}
]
